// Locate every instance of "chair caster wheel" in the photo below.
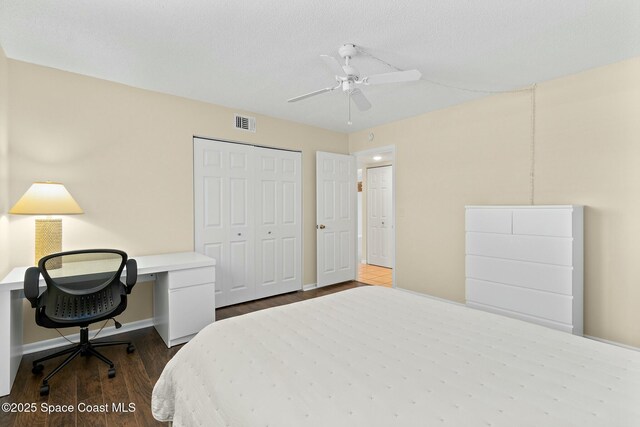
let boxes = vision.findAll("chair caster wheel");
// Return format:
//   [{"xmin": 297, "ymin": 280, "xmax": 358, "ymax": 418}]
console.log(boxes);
[
  {"xmin": 126, "ymin": 344, "xmax": 135, "ymax": 354},
  {"xmin": 108, "ymin": 367, "xmax": 116, "ymax": 378},
  {"xmin": 32, "ymin": 364, "xmax": 44, "ymax": 375},
  {"xmin": 40, "ymin": 384, "xmax": 50, "ymax": 396}
]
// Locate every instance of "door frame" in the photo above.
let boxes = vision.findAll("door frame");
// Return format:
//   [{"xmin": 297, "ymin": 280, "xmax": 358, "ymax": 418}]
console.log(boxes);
[
  {"xmin": 352, "ymin": 145, "xmax": 396, "ymax": 288},
  {"xmin": 366, "ymin": 164, "xmax": 393, "ymax": 269}
]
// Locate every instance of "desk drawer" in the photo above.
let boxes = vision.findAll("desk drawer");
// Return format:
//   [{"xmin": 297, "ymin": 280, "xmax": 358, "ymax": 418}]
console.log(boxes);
[
  {"xmin": 169, "ymin": 283, "xmax": 216, "ymax": 340},
  {"xmin": 168, "ymin": 266, "xmax": 215, "ymax": 289}
]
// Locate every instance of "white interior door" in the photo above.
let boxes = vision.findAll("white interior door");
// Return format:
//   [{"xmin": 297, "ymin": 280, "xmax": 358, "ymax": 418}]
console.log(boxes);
[
  {"xmin": 367, "ymin": 166, "xmax": 393, "ymax": 268},
  {"xmin": 194, "ymin": 138, "xmax": 255, "ymax": 307},
  {"xmin": 254, "ymin": 147, "xmax": 302, "ymax": 298},
  {"xmin": 316, "ymin": 151, "xmax": 357, "ymax": 287}
]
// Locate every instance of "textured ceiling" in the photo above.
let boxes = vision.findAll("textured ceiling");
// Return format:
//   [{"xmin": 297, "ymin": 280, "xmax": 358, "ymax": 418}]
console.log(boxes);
[{"xmin": 1, "ymin": 0, "xmax": 639, "ymax": 132}]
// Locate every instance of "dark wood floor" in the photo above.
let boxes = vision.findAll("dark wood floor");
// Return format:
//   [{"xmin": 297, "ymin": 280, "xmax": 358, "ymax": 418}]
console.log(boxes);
[{"xmin": 0, "ymin": 281, "xmax": 365, "ymax": 427}]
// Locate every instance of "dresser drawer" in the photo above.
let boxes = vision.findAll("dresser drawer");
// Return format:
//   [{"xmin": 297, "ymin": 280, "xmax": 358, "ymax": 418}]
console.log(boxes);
[
  {"xmin": 513, "ymin": 208, "xmax": 573, "ymax": 237},
  {"xmin": 466, "ymin": 232, "xmax": 573, "ymax": 266},
  {"xmin": 466, "ymin": 279, "xmax": 573, "ymax": 324},
  {"xmin": 466, "ymin": 255, "xmax": 573, "ymax": 295},
  {"xmin": 465, "ymin": 208, "xmax": 512, "ymax": 234}
]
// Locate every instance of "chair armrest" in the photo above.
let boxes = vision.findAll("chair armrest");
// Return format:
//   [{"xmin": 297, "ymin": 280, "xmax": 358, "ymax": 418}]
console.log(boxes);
[
  {"xmin": 24, "ymin": 267, "xmax": 41, "ymax": 308},
  {"xmin": 125, "ymin": 259, "xmax": 137, "ymax": 294}
]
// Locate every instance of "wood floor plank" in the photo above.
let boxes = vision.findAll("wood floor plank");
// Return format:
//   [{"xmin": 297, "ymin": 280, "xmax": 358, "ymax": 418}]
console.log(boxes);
[
  {"xmin": 97, "ymin": 346, "xmax": 137, "ymax": 427},
  {"xmin": 45, "ymin": 356, "xmax": 77, "ymax": 427},
  {"xmin": 76, "ymin": 352, "xmax": 107, "ymax": 427},
  {"xmin": 11, "ymin": 353, "xmax": 50, "ymax": 427},
  {"xmin": 110, "ymin": 343, "xmax": 161, "ymax": 427},
  {"xmin": 135, "ymin": 329, "xmax": 183, "ymax": 382}
]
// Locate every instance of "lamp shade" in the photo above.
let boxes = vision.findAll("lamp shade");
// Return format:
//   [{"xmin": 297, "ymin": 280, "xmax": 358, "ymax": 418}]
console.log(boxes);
[{"xmin": 9, "ymin": 182, "xmax": 83, "ymax": 215}]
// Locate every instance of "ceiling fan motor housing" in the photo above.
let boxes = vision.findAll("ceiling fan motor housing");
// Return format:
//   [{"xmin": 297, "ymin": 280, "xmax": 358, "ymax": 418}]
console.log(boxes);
[
  {"xmin": 338, "ymin": 43, "xmax": 358, "ymax": 59},
  {"xmin": 342, "ymin": 80, "xmax": 355, "ymax": 92}
]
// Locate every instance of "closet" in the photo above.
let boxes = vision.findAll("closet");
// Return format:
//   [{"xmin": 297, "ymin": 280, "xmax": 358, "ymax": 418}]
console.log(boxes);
[{"xmin": 194, "ymin": 138, "xmax": 302, "ymax": 308}]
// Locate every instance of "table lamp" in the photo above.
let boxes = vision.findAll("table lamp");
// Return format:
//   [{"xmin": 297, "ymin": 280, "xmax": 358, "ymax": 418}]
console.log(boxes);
[{"xmin": 9, "ymin": 182, "xmax": 83, "ymax": 265}]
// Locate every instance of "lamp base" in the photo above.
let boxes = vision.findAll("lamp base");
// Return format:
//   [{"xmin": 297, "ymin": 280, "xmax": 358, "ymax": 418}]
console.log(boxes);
[{"xmin": 35, "ymin": 219, "xmax": 62, "ymax": 267}]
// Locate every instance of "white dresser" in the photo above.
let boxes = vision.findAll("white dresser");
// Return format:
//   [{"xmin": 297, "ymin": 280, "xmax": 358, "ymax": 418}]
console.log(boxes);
[{"xmin": 465, "ymin": 205, "xmax": 583, "ymax": 334}]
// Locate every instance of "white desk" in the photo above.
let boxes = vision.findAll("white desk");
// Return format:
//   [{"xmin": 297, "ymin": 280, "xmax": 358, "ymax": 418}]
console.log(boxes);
[{"xmin": 0, "ymin": 251, "xmax": 216, "ymax": 397}]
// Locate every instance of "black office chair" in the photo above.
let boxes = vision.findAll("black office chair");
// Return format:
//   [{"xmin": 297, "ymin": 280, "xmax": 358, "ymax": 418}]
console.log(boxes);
[{"xmin": 24, "ymin": 249, "xmax": 138, "ymax": 396}]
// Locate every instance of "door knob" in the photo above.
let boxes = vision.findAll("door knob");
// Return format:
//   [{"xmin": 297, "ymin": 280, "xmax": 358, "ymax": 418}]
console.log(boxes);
[
  {"xmin": 318, "ymin": 224, "xmax": 326, "ymax": 229},
  {"xmin": 268, "ymin": 231, "xmax": 272, "ymax": 234}
]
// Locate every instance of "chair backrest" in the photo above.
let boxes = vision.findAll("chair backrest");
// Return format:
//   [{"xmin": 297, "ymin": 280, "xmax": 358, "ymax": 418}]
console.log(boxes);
[{"xmin": 39, "ymin": 249, "xmax": 127, "ymax": 296}]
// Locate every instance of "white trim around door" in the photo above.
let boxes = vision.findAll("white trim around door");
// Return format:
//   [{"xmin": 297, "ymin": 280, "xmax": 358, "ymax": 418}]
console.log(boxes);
[{"xmin": 352, "ymin": 145, "xmax": 396, "ymax": 288}]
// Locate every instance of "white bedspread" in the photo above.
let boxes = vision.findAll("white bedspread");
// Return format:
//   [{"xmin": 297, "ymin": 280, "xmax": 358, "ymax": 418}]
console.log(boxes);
[{"xmin": 152, "ymin": 286, "xmax": 640, "ymax": 426}]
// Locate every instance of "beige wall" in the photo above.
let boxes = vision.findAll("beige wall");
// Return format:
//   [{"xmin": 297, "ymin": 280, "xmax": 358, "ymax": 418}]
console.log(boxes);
[
  {"xmin": 350, "ymin": 57, "xmax": 640, "ymax": 348},
  {"xmin": 0, "ymin": 46, "xmax": 9, "ymax": 279},
  {"xmin": 5, "ymin": 53, "xmax": 640, "ymax": 347},
  {"xmin": 6, "ymin": 60, "xmax": 347, "ymax": 343}
]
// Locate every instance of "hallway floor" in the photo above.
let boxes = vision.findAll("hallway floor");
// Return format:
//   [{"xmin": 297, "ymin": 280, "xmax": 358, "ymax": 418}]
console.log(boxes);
[{"xmin": 357, "ymin": 263, "xmax": 392, "ymax": 287}]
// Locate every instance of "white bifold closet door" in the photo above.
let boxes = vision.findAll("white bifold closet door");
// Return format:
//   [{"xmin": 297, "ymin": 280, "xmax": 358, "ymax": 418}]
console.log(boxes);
[
  {"xmin": 254, "ymin": 147, "xmax": 302, "ymax": 299},
  {"xmin": 194, "ymin": 138, "xmax": 302, "ymax": 308}
]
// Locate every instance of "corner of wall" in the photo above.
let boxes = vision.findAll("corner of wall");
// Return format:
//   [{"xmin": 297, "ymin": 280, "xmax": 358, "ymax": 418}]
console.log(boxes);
[{"xmin": 0, "ymin": 44, "xmax": 10, "ymax": 278}]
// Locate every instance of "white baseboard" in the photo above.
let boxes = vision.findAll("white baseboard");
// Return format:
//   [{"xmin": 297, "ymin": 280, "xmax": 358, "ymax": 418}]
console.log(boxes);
[
  {"xmin": 584, "ymin": 334, "xmax": 640, "ymax": 352},
  {"xmin": 396, "ymin": 287, "xmax": 466, "ymax": 306},
  {"xmin": 22, "ymin": 318, "xmax": 154, "ymax": 355},
  {"xmin": 360, "ymin": 259, "xmax": 367, "ymax": 264},
  {"xmin": 302, "ymin": 283, "xmax": 317, "ymax": 291}
]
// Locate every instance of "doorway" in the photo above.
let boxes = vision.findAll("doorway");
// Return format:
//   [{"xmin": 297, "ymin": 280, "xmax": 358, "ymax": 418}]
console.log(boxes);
[{"xmin": 354, "ymin": 147, "xmax": 395, "ymax": 288}]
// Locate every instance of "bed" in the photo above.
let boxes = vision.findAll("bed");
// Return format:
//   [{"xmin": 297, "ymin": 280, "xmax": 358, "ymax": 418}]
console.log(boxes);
[{"xmin": 152, "ymin": 286, "xmax": 640, "ymax": 426}]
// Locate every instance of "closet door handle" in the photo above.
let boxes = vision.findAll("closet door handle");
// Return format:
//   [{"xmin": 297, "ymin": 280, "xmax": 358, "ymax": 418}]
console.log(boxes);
[
  {"xmin": 268, "ymin": 231, "xmax": 272, "ymax": 234},
  {"xmin": 318, "ymin": 224, "xmax": 326, "ymax": 229}
]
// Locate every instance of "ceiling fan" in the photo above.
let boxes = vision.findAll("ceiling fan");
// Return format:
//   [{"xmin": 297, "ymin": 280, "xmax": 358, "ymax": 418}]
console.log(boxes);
[{"xmin": 287, "ymin": 44, "xmax": 422, "ymax": 124}]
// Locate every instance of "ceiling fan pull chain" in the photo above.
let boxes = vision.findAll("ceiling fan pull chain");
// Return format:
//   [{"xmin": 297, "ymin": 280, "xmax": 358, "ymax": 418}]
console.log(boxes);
[{"xmin": 347, "ymin": 91, "xmax": 352, "ymax": 126}]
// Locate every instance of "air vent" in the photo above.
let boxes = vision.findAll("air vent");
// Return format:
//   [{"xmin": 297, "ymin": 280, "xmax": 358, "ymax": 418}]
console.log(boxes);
[{"xmin": 234, "ymin": 114, "xmax": 256, "ymax": 132}]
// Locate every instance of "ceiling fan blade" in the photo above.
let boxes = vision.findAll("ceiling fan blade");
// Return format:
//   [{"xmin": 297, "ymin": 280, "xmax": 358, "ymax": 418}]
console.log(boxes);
[
  {"xmin": 364, "ymin": 69, "xmax": 422, "ymax": 85},
  {"xmin": 350, "ymin": 88, "xmax": 372, "ymax": 111},
  {"xmin": 287, "ymin": 86, "xmax": 337, "ymax": 103},
  {"xmin": 320, "ymin": 55, "xmax": 346, "ymax": 77}
]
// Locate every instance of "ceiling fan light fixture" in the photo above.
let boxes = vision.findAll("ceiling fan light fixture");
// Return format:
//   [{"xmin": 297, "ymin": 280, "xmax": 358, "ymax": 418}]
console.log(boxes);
[{"xmin": 288, "ymin": 43, "xmax": 422, "ymax": 126}]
